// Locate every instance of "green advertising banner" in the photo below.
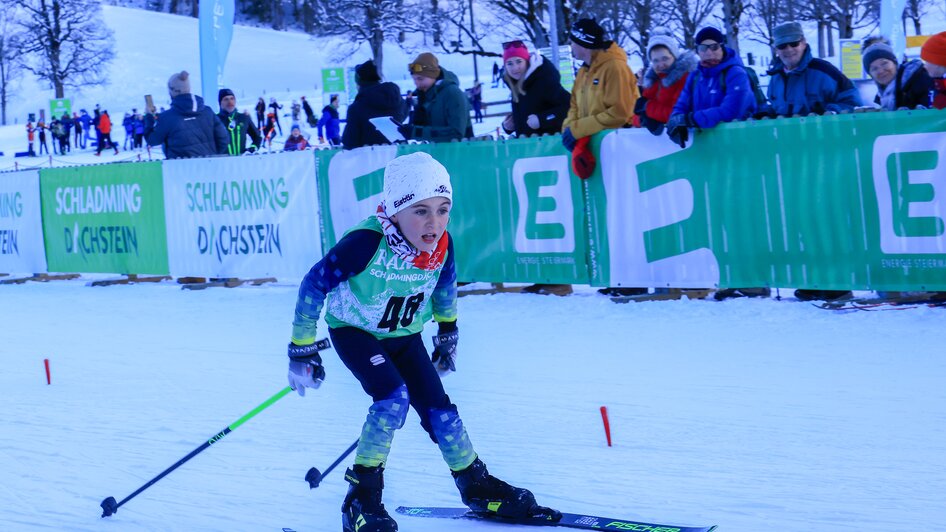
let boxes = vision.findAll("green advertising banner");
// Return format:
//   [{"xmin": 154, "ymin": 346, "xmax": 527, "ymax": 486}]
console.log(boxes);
[
  {"xmin": 49, "ymin": 98, "xmax": 72, "ymax": 120},
  {"xmin": 40, "ymin": 162, "xmax": 170, "ymax": 274},
  {"xmin": 321, "ymin": 67, "xmax": 346, "ymax": 94},
  {"xmin": 316, "ymin": 137, "xmax": 588, "ymax": 284},
  {"xmin": 588, "ymin": 109, "xmax": 946, "ymax": 291}
]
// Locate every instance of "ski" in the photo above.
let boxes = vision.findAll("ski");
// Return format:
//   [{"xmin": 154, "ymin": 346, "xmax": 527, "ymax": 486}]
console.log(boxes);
[
  {"xmin": 395, "ymin": 506, "xmax": 717, "ymax": 531},
  {"xmin": 814, "ymin": 293, "xmax": 946, "ymax": 311}
]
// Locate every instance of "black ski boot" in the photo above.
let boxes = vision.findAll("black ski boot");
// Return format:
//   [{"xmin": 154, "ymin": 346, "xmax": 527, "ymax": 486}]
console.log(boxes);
[
  {"xmin": 341, "ymin": 465, "xmax": 398, "ymax": 532},
  {"xmin": 452, "ymin": 458, "xmax": 538, "ymax": 518}
]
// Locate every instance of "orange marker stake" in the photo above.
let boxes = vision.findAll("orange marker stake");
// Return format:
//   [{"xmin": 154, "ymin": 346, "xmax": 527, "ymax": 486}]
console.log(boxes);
[
  {"xmin": 44, "ymin": 358, "xmax": 51, "ymax": 385},
  {"xmin": 600, "ymin": 406, "xmax": 612, "ymax": 447}
]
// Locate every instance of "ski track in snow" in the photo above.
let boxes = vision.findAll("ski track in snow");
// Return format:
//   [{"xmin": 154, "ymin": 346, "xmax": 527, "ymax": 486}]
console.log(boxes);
[{"xmin": 2, "ymin": 280, "xmax": 945, "ymax": 530}]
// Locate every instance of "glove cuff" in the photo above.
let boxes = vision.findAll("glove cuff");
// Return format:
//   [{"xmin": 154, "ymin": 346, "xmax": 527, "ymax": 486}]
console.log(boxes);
[
  {"xmin": 437, "ymin": 320, "xmax": 458, "ymax": 334},
  {"xmin": 433, "ymin": 330, "xmax": 459, "ymax": 346}
]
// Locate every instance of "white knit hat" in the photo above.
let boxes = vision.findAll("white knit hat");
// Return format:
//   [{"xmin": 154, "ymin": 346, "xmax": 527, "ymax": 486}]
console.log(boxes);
[
  {"xmin": 383, "ymin": 152, "xmax": 453, "ymax": 214},
  {"xmin": 647, "ymin": 27, "xmax": 679, "ymax": 58}
]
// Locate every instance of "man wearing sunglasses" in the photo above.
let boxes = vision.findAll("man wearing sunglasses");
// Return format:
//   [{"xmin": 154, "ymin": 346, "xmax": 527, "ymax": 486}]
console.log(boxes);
[{"xmin": 763, "ymin": 21, "xmax": 861, "ymax": 118}]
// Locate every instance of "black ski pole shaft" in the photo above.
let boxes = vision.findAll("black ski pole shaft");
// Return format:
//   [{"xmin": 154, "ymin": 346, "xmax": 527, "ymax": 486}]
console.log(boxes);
[
  {"xmin": 101, "ymin": 385, "xmax": 293, "ymax": 517},
  {"xmin": 305, "ymin": 438, "xmax": 359, "ymax": 488}
]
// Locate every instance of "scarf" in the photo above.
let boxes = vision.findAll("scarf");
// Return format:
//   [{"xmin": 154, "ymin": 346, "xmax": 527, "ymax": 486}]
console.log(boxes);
[{"xmin": 376, "ymin": 203, "xmax": 449, "ymax": 271}]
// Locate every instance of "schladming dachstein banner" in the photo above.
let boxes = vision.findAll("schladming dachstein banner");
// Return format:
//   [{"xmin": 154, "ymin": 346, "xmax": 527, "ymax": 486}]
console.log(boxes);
[
  {"xmin": 163, "ymin": 150, "xmax": 321, "ymax": 278},
  {"xmin": 0, "ymin": 170, "xmax": 48, "ymax": 274}
]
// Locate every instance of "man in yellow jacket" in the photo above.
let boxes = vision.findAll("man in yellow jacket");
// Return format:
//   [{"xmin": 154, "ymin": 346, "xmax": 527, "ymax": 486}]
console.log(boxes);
[{"xmin": 562, "ymin": 18, "xmax": 637, "ymax": 149}]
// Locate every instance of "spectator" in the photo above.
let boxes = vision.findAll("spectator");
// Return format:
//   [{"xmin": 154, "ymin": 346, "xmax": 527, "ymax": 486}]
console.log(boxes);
[
  {"xmin": 144, "ymin": 70, "xmax": 229, "ymax": 159},
  {"xmin": 404, "ymin": 90, "xmax": 415, "ymax": 122},
  {"xmin": 633, "ymin": 27, "xmax": 697, "ymax": 135},
  {"xmin": 25, "ymin": 122, "xmax": 36, "ymax": 156},
  {"xmin": 342, "ymin": 59, "xmax": 407, "ymax": 150},
  {"xmin": 492, "ymin": 61, "xmax": 501, "ymax": 86},
  {"xmin": 283, "ymin": 124, "xmax": 310, "ymax": 151},
  {"xmin": 77, "ymin": 109, "xmax": 92, "ymax": 149},
  {"xmin": 762, "ymin": 21, "xmax": 861, "ymax": 117},
  {"xmin": 262, "ymin": 112, "xmax": 278, "ymax": 150},
  {"xmin": 471, "ymin": 82, "xmax": 484, "ymax": 123},
  {"xmin": 499, "ymin": 40, "xmax": 570, "ymax": 137},
  {"xmin": 317, "ymin": 94, "xmax": 342, "ymax": 145},
  {"xmin": 269, "ymin": 97, "xmax": 284, "ymax": 136},
  {"xmin": 60, "ymin": 113, "xmax": 73, "ymax": 153},
  {"xmin": 217, "ymin": 87, "xmax": 262, "ymax": 155},
  {"xmin": 291, "ymin": 99, "xmax": 302, "ymax": 122},
  {"xmin": 863, "ymin": 42, "xmax": 932, "ymax": 110},
  {"xmin": 401, "ymin": 52, "xmax": 473, "ymax": 142},
  {"xmin": 255, "ymin": 97, "xmax": 266, "ymax": 130},
  {"xmin": 668, "ymin": 26, "xmax": 756, "ymax": 149},
  {"xmin": 667, "ymin": 27, "xmax": 765, "ymax": 300},
  {"xmin": 556, "ymin": 18, "xmax": 638, "ymax": 298},
  {"xmin": 133, "ymin": 113, "xmax": 145, "ymax": 150},
  {"xmin": 122, "ymin": 112, "xmax": 134, "ymax": 150},
  {"xmin": 73, "ymin": 112, "xmax": 84, "ymax": 149},
  {"xmin": 36, "ymin": 119, "xmax": 49, "ymax": 155},
  {"xmin": 301, "ymin": 95, "xmax": 317, "ymax": 127},
  {"xmin": 50, "ymin": 118, "xmax": 65, "ymax": 155},
  {"xmin": 920, "ymin": 31, "xmax": 946, "ymax": 109},
  {"xmin": 95, "ymin": 110, "xmax": 119, "ymax": 156}
]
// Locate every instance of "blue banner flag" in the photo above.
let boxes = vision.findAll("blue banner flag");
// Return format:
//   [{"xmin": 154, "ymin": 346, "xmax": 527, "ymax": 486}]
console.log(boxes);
[{"xmin": 199, "ymin": 0, "xmax": 235, "ymax": 111}]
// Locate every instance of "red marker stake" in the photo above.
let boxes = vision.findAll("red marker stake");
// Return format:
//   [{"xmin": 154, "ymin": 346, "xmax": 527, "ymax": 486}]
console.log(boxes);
[
  {"xmin": 44, "ymin": 358, "xmax": 51, "ymax": 385},
  {"xmin": 600, "ymin": 406, "xmax": 612, "ymax": 447}
]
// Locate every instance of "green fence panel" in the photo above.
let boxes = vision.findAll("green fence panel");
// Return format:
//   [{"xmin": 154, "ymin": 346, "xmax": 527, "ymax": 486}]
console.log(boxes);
[
  {"xmin": 40, "ymin": 162, "xmax": 169, "ymax": 274},
  {"xmin": 316, "ymin": 138, "xmax": 588, "ymax": 284}
]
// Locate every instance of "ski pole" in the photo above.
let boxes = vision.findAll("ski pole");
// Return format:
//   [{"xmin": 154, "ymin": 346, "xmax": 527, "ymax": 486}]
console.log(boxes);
[
  {"xmin": 101, "ymin": 338, "xmax": 330, "ymax": 518},
  {"xmin": 305, "ymin": 438, "xmax": 359, "ymax": 488}
]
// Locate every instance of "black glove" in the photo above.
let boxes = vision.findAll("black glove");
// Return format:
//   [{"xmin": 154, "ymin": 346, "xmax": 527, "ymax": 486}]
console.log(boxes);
[
  {"xmin": 431, "ymin": 328, "xmax": 458, "ymax": 376},
  {"xmin": 287, "ymin": 340, "xmax": 328, "ymax": 396},
  {"xmin": 396, "ymin": 122, "xmax": 414, "ymax": 140},
  {"xmin": 667, "ymin": 125, "xmax": 688, "ymax": 148},
  {"xmin": 561, "ymin": 127, "xmax": 577, "ymax": 152},
  {"xmin": 666, "ymin": 112, "xmax": 696, "ymax": 131},
  {"xmin": 641, "ymin": 115, "xmax": 665, "ymax": 136},
  {"xmin": 633, "ymin": 97, "xmax": 648, "ymax": 117}
]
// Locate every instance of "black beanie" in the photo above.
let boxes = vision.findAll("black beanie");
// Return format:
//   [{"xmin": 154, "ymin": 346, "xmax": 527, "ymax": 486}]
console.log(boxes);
[
  {"xmin": 695, "ymin": 27, "xmax": 726, "ymax": 45},
  {"xmin": 355, "ymin": 60, "xmax": 381, "ymax": 86},
  {"xmin": 218, "ymin": 88, "xmax": 235, "ymax": 104},
  {"xmin": 570, "ymin": 18, "xmax": 607, "ymax": 49}
]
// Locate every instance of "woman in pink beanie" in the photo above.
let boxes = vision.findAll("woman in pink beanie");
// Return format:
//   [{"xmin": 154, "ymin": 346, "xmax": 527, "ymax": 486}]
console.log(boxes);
[{"xmin": 499, "ymin": 40, "xmax": 571, "ymax": 136}]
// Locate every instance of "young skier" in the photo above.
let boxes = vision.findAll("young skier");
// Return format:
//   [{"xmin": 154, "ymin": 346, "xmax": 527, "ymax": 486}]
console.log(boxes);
[{"xmin": 286, "ymin": 152, "xmax": 553, "ymax": 532}]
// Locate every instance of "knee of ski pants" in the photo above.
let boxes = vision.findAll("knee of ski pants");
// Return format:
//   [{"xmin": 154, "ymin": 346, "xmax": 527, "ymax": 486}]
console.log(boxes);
[{"xmin": 369, "ymin": 384, "xmax": 410, "ymax": 432}]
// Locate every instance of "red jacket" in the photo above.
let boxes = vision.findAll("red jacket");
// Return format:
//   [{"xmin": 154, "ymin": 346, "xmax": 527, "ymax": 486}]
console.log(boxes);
[
  {"xmin": 933, "ymin": 78, "xmax": 946, "ymax": 110},
  {"xmin": 99, "ymin": 113, "xmax": 112, "ymax": 134},
  {"xmin": 632, "ymin": 52, "xmax": 697, "ymax": 126}
]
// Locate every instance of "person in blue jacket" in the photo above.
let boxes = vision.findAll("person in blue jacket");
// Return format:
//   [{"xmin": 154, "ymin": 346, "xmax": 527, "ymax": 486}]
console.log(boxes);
[
  {"xmin": 144, "ymin": 70, "xmax": 229, "ymax": 159},
  {"xmin": 762, "ymin": 21, "xmax": 862, "ymax": 117},
  {"xmin": 317, "ymin": 94, "xmax": 342, "ymax": 146},
  {"xmin": 342, "ymin": 60, "xmax": 407, "ymax": 150},
  {"xmin": 667, "ymin": 27, "xmax": 755, "ymax": 147}
]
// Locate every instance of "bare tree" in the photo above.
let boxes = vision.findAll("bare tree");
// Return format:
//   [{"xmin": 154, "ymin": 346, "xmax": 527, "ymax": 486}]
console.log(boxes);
[
  {"xmin": 902, "ymin": 0, "xmax": 932, "ymax": 35},
  {"xmin": 14, "ymin": 0, "xmax": 115, "ymax": 98},
  {"xmin": 719, "ymin": 0, "xmax": 749, "ymax": 54},
  {"xmin": 485, "ymin": 0, "xmax": 553, "ymax": 48},
  {"xmin": 313, "ymin": 0, "xmax": 424, "ymax": 74},
  {"xmin": 669, "ymin": 0, "xmax": 718, "ymax": 48},
  {"xmin": 0, "ymin": 4, "xmax": 25, "ymax": 125}
]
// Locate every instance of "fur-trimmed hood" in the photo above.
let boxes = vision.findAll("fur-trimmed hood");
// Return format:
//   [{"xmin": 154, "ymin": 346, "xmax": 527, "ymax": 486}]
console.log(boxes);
[{"xmin": 642, "ymin": 51, "xmax": 698, "ymax": 89}]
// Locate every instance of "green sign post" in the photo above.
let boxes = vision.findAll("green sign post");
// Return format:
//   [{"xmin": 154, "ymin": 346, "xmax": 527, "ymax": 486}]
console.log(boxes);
[{"xmin": 49, "ymin": 98, "xmax": 72, "ymax": 120}]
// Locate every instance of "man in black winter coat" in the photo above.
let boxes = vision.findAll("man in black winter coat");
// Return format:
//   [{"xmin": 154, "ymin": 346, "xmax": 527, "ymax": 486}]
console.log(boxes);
[
  {"xmin": 217, "ymin": 88, "xmax": 262, "ymax": 155},
  {"xmin": 144, "ymin": 71, "xmax": 229, "ymax": 159},
  {"xmin": 342, "ymin": 60, "xmax": 407, "ymax": 150}
]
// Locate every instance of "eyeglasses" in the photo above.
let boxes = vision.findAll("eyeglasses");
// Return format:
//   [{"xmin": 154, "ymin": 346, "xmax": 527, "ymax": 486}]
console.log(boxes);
[
  {"xmin": 776, "ymin": 40, "xmax": 802, "ymax": 50},
  {"xmin": 502, "ymin": 40, "xmax": 525, "ymax": 50},
  {"xmin": 697, "ymin": 43, "xmax": 721, "ymax": 53}
]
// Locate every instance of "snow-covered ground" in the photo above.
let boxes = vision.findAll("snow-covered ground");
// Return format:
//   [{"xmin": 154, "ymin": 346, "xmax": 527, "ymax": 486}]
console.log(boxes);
[{"xmin": 2, "ymin": 279, "xmax": 945, "ymax": 531}]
